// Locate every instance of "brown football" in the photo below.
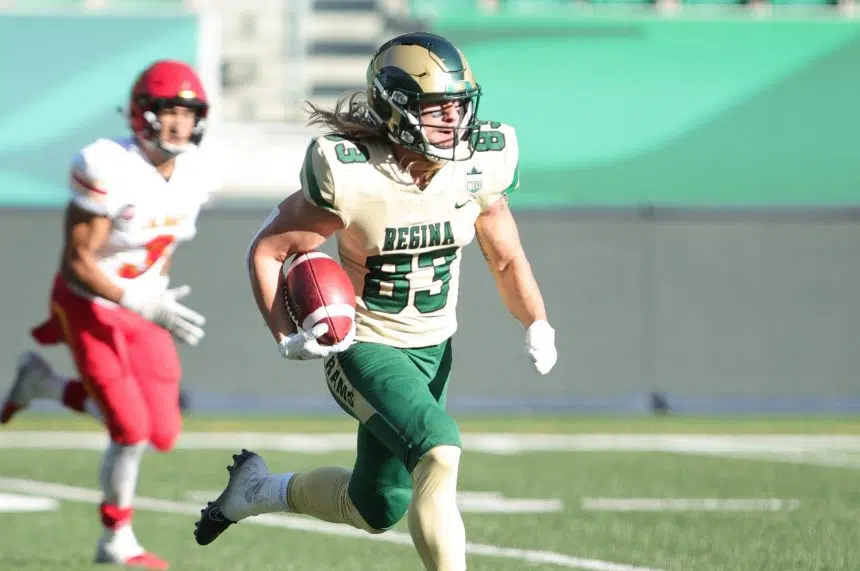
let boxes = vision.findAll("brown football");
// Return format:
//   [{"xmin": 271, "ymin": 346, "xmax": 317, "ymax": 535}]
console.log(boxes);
[{"xmin": 282, "ymin": 251, "xmax": 356, "ymax": 346}]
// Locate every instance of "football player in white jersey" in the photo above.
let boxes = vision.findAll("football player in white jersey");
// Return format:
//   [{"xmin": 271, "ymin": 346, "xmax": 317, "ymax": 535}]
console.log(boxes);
[
  {"xmin": 1, "ymin": 59, "xmax": 216, "ymax": 569},
  {"xmin": 194, "ymin": 33, "xmax": 557, "ymax": 570}
]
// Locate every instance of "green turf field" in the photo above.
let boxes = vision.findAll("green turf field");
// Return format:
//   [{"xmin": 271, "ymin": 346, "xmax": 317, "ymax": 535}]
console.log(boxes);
[{"xmin": 0, "ymin": 415, "xmax": 858, "ymax": 570}]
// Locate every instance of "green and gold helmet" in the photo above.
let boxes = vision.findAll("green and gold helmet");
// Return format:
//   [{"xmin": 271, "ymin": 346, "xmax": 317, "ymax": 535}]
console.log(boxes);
[{"xmin": 366, "ymin": 32, "xmax": 482, "ymax": 161}]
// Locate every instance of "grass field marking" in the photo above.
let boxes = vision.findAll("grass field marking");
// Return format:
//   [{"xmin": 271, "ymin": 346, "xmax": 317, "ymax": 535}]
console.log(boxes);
[
  {"xmin": 669, "ymin": 447, "xmax": 860, "ymax": 469},
  {"xmin": 581, "ymin": 498, "xmax": 801, "ymax": 512},
  {"xmin": 3, "ymin": 431, "xmax": 860, "ymax": 468},
  {"xmin": 456, "ymin": 491, "xmax": 564, "ymax": 514},
  {"xmin": 0, "ymin": 477, "xmax": 662, "ymax": 571},
  {"xmin": 2, "ymin": 431, "xmax": 860, "ymax": 450},
  {"xmin": 0, "ymin": 492, "xmax": 58, "ymax": 513}
]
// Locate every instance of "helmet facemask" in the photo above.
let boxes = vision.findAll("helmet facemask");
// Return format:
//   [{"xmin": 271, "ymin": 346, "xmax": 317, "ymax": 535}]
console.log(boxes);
[
  {"xmin": 366, "ymin": 33, "xmax": 483, "ymax": 163},
  {"xmin": 138, "ymin": 98, "xmax": 207, "ymax": 158},
  {"xmin": 369, "ymin": 77, "xmax": 481, "ymax": 162},
  {"xmin": 128, "ymin": 60, "xmax": 209, "ymax": 159}
]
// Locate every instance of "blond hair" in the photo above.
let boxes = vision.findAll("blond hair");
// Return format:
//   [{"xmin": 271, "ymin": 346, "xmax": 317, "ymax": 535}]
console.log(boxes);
[
  {"xmin": 304, "ymin": 91, "xmax": 382, "ymax": 141},
  {"xmin": 304, "ymin": 91, "xmax": 445, "ymax": 186}
]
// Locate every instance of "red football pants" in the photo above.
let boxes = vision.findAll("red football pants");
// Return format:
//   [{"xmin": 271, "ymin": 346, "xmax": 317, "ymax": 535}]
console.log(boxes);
[{"xmin": 32, "ymin": 275, "xmax": 182, "ymax": 450}]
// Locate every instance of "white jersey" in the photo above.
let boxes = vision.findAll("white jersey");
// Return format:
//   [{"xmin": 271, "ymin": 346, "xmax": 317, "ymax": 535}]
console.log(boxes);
[
  {"xmin": 68, "ymin": 137, "xmax": 216, "ymax": 299},
  {"xmin": 300, "ymin": 121, "xmax": 519, "ymax": 348}
]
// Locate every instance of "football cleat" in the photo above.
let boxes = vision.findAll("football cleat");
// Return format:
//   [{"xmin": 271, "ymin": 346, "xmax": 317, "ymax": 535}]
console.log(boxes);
[
  {"xmin": 95, "ymin": 528, "xmax": 169, "ymax": 570},
  {"xmin": 95, "ymin": 550, "xmax": 169, "ymax": 570},
  {"xmin": 121, "ymin": 553, "xmax": 170, "ymax": 570},
  {"xmin": 194, "ymin": 449, "xmax": 269, "ymax": 546},
  {"xmin": 1, "ymin": 351, "xmax": 53, "ymax": 424}
]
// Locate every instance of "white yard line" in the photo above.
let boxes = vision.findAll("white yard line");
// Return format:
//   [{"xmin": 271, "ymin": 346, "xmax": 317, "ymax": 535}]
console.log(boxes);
[
  {"xmin": 681, "ymin": 448, "xmax": 860, "ymax": 469},
  {"xmin": 582, "ymin": 498, "xmax": 800, "ymax": 512},
  {"xmin": 0, "ymin": 492, "xmax": 58, "ymax": 512},
  {"xmin": 2, "ymin": 432, "xmax": 860, "ymax": 468},
  {"xmin": 0, "ymin": 477, "xmax": 661, "ymax": 571},
  {"xmin": 0, "ymin": 431, "xmax": 859, "ymax": 452}
]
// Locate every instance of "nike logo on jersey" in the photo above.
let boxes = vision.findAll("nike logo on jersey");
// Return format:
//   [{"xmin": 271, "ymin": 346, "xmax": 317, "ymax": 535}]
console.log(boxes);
[{"xmin": 454, "ymin": 201, "xmax": 471, "ymax": 209}]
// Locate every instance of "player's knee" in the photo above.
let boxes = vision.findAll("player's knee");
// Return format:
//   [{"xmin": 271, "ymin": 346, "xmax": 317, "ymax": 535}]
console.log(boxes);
[
  {"xmin": 149, "ymin": 417, "xmax": 181, "ymax": 452},
  {"xmin": 108, "ymin": 413, "xmax": 151, "ymax": 446},
  {"xmin": 112, "ymin": 427, "xmax": 150, "ymax": 446},
  {"xmin": 149, "ymin": 430, "xmax": 178, "ymax": 452},
  {"xmin": 425, "ymin": 445, "xmax": 461, "ymax": 469},
  {"xmin": 408, "ymin": 415, "xmax": 462, "ymax": 472},
  {"xmin": 414, "ymin": 445, "xmax": 461, "ymax": 485},
  {"xmin": 353, "ymin": 486, "xmax": 412, "ymax": 532}
]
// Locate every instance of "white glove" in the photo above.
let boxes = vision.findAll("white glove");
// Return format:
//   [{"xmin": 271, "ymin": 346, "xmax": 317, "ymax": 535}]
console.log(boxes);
[
  {"xmin": 278, "ymin": 322, "xmax": 356, "ymax": 361},
  {"xmin": 525, "ymin": 320, "xmax": 557, "ymax": 375},
  {"xmin": 150, "ymin": 275, "xmax": 171, "ymax": 293},
  {"xmin": 120, "ymin": 282, "xmax": 206, "ymax": 346}
]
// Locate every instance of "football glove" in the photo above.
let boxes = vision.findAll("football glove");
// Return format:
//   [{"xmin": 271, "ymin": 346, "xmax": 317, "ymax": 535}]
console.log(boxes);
[
  {"xmin": 525, "ymin": 320, "xmax": 557, "ymax": 375},
  {"xmin": 278, "ymin": 322, "xmax": 355, "ymax": 361},
  {"xmin": 120, "ymin": 282, "xmax": 206, "ymax": 346}
]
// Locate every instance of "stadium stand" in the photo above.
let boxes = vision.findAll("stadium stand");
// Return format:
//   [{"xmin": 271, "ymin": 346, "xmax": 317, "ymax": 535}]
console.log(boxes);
[{"xmin": 3, "ymin": 0, "xmax": 853, "ymax": 122}]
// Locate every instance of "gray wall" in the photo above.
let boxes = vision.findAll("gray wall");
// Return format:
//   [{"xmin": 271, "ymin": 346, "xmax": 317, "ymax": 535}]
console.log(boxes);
[{"xmin": 2, "ymin": 208, "xmax": 859, "ymax": 414}]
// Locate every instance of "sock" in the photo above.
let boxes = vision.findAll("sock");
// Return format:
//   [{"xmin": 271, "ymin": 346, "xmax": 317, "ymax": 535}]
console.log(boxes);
[
  {"xmin": 100, "ymin": 441, "xmax": 147, "ymax": 508},
  {"xmin": 234, "ymin": 472, "xmax": 294, "ymax": 518},
  {"xmin": 97, "ymin": 441, "xmax": 147, "ymax": 557},
  {"xmin": 101, "ymin": 502, "xmax": 133, "ymax": 528},
  {"xmin": 287, "ymin": 467, "xmax": 378, "ymax": 533},
  {"xmin": 59, "ymin": 380, "xmax": 104, "ymax": 422},
  {"xmin": 407, "ymin": 446, "xmax": 467, "ymax": 571},
  {"xmin": 60, "ymin": 380, "xmax": 87, "ymax": 413},
  {"xmin": 98, "ymin": 503, "xmax": 143, "ymax": 560}
]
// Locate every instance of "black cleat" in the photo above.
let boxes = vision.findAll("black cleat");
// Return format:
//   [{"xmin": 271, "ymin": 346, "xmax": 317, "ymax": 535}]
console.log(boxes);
[{"xmin": 193, "ymin": 449, "xmax": 267, "ymax": 546}]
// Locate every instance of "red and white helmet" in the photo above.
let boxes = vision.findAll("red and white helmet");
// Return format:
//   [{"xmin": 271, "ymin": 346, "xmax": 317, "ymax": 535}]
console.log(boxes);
[{"xmin": 129, "ymin": 59, "xmax": 208, "ymax": 155}]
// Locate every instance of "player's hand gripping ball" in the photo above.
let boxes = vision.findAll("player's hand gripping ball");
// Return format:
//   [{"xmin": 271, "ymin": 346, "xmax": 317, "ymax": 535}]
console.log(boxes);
[{"xmin": 282, "ymin": 251, "xmax": 356, "ymax": 346}]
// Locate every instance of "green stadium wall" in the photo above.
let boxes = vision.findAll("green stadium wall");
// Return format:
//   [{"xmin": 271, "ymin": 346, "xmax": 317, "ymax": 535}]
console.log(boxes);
[
  {"xmin": 431, "ymin": 13, "xmax": 860, "ymax": 208},
  {"xmin": 0, "ymin": 12, "xmax": 200, "ymax": 207}
]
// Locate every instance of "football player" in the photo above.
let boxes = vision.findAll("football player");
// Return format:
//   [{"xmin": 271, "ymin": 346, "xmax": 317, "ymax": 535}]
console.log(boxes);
[
  {"xmin": 194, "ymin": 33, "xmax": 557, "ymax": 571},
  {"xmin": 1, "ymin": 59, "xmax": 216, "ymax": 569}
]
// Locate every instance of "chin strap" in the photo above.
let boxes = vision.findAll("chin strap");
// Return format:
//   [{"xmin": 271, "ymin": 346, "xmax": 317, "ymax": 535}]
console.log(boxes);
[
  {"xmin": 139, "ymin": 137, "xmax": 195, "ymax": 160},
  {"xmin": 140, "ymin": 110, "xmax": 205, "ymax": 157}
]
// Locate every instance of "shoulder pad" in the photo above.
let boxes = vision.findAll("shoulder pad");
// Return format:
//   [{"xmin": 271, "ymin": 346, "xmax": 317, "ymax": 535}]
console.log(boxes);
[
  {"xmin": 69, "ymin": 138, "xmax": 134, "ymax": 217},
  {"xmin": 300, "ymin": 135, "xmax": 372, "ymax": 225},
  {"xmin": 317, "ymin": 134, "xmax": 372, "ymax": 166},
  {"xmin": 470, "ymin": 121, "xmax": 519, "ymax": 210}
]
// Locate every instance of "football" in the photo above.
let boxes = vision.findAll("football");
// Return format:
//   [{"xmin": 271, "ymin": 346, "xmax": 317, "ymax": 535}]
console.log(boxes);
[{"xmin": 282, "ymin": 251, "xmax": 356, "ymax": 346}]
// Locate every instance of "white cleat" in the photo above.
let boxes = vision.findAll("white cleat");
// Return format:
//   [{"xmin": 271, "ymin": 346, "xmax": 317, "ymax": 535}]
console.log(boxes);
[
  {"xmin": 194, "ymin": 449, "xmax": 270, "ymax": 546},
  {"xmin": 1, "ymin": 351, "xmax": 53, "ymax": 424},
  {"xmin": 95, "ymin": 526, "xmax": 169, "ymax": 569}
]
